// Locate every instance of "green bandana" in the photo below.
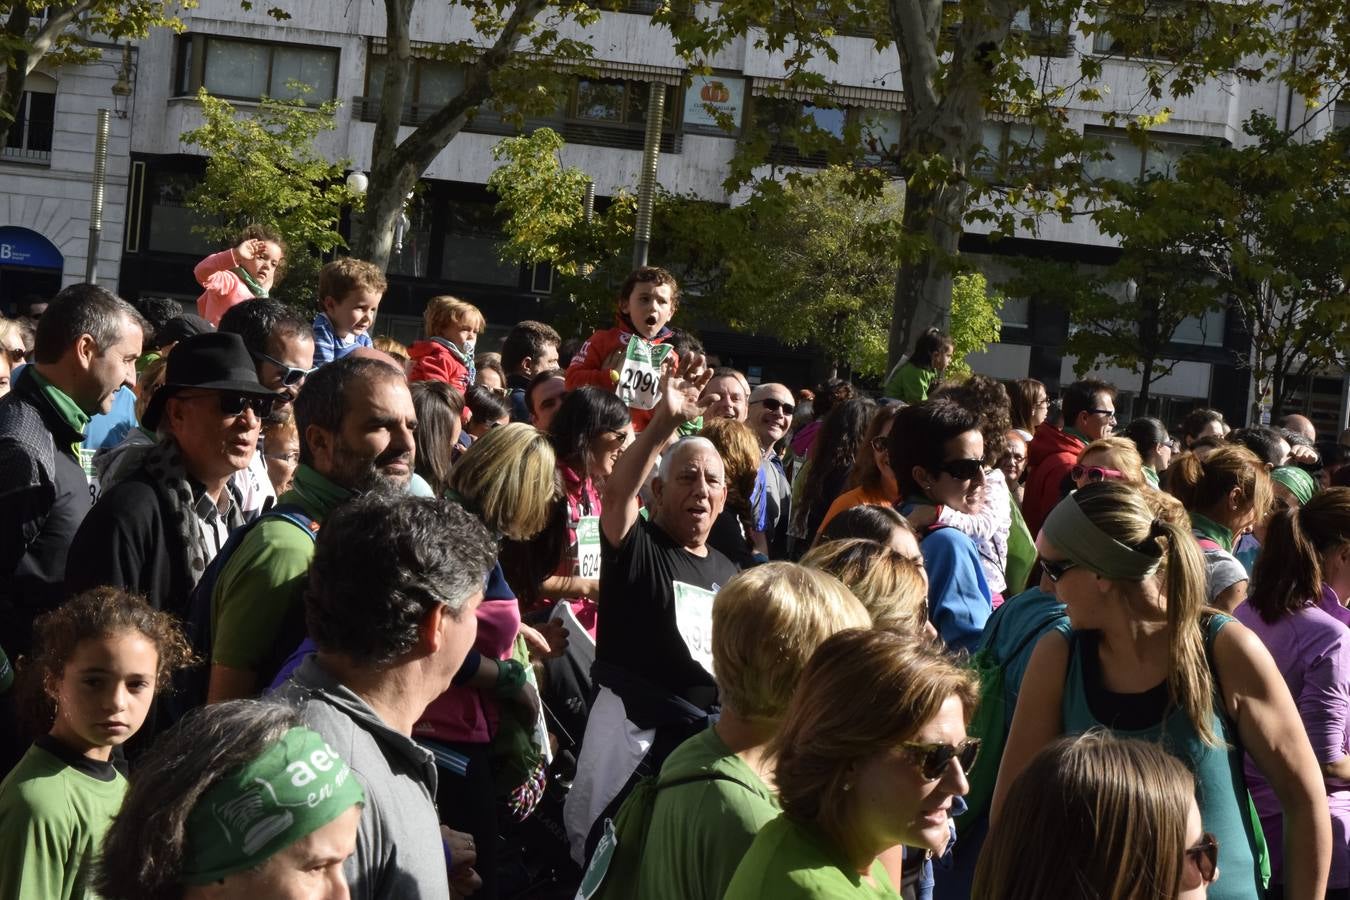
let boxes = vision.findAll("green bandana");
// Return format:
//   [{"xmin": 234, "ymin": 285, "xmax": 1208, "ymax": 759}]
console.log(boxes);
[
  {"xmin": 27, "ymin": 368, "xmax": 90, "ymax": 448},
  {"xmin": 233, "ymin": 265, "xmax": 269, "ymax": 299},
  {"xmin": 1271, "ymin": 466, "xmax": 1317, "ymax": 505},
  {"xmin": 1190, "ymin": 512, "xmax": 1234, "ymax": 552},
  {"xmin": 180, "ymin": 727, "xmax": 364, "ymax": 885},
  {"xmin": 1040, "ymin": 492, "xmax": 1163, "ymax": 581}
]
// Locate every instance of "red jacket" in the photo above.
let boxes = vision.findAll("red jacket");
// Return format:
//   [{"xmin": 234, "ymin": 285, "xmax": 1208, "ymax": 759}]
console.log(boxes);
[
  {"xmin": 1021, "ymin": 422, "xmax": 1085, "ymax": 537},
  {"xmin": 408, "ymin": 338, "xmax": 472, "ymax": 422},
  {"xmin": 565, "ymin": 317, "xmax": 675, "ymax": 432}
]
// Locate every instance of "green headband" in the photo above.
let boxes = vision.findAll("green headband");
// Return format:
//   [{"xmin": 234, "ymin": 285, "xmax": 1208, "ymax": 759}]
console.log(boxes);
[
  {"xmin": 1040, "ymin": 492, "xmax": 1163, "ymax": 581},
  {"xmin": 180, "ymin": 727, "xmax": 364, "ymax": 885},
  {"xmin": 1271, "ymin": 466, "xmax": 1317, "ymax": 506}
]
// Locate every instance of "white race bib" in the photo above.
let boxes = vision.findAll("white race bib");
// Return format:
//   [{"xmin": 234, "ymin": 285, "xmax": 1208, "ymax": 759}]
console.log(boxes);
[
  {"xmin": 575, "ymin": 818, "xmax": 617, "ymax": 899},
  {"xmin": 616, "ymin": 338, "xmax": 672, "ymax": 411},
  {"xmin": 673, "ymin": 580, "xmax": 717, "ymax": 676},
  {"xmin": 576, "ymin": 515, "xmax": 602, "ymax": 580},
  {"xmin": 79, "ymin": 447, "xmax": 100, "ymax": 504}
]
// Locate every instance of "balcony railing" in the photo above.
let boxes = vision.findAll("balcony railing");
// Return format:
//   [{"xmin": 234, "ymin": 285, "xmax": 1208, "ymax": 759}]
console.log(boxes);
[{"xmin": 1, "ymin": 146, "xmax": 52, "ymax": 166}]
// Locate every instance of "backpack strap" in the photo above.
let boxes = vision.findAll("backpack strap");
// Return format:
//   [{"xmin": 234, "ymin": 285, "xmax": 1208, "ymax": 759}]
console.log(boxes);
[{"xmin": 654, "ymin": 769, "xmax": 759, "ymax": 794}]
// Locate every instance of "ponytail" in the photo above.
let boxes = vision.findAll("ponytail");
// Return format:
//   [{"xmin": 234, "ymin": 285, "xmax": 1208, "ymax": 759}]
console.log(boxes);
[
  {"xmin": 1249, "ymin": 507, "xmax": 1321, "ymax": 623},
  {"xmin": 1166, "ymin": 445, "xmax": 1271, "ymax": 530},
  {"xmin": 1155, "ymin": 516, "xmax": 1220, "ymax": 747}
]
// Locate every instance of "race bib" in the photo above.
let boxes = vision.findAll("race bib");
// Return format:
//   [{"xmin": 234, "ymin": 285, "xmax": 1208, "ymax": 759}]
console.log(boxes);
[
  {"xmin": 79, "ymin": 447, "xmax": 100, "ymax": 504},
  {"xmin": 575, "ymin": 818, "xmax": 617, "ymax": 899},
  {"xmin": 576, "ymin": 515, "xmax": 602, "ymax": 580},
  {"xmin": 673, "ymin": 581, "xmax": 716, "ymax": 676},
  {"xmin": 616, "ymin": 338, "xmax": 672, "ymax": 411}
]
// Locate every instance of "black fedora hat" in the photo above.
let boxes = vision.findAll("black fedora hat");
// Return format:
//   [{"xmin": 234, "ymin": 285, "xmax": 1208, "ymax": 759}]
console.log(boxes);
[{"xmin": 142, "ymin": 332, "xmax": 278, "ymax": 431}]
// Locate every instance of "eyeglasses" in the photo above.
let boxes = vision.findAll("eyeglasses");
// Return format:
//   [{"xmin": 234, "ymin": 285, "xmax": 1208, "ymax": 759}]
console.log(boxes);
[
  {"xmin": 1184, "ymin": 832, "xmax": 1219, "ymax": 884},
  {"xmin": 1041, "ymin": 558, "xmax": 1079, "ymax": 582},
  {"xmin": 754, "ymin": 397, "xmax": 795, "ymax": 416},
  {"xmin": 1086, "ymin": 408, "xmax": 1118, "ymax": 422},
  {"xmin": 899, "ymin": 738, "xmax": 981, "ymax": 782},
  {"xmin": 1072, "ymin": 465, "xmax": 1124, "ymax": 483},
  {"xmin": 936, "ymin": 458, "xmax": 986, "ymax": 481},
  {"xmin": 176, "ymin": 391, "xmax": 276, "ymax": 419},
  {"xmin": 250, "ymin": 350, "xmax": 317, "ymax": 387}
]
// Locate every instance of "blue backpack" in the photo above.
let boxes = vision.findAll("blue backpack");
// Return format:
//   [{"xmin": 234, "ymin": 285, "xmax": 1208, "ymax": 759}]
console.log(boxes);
[{"xmin": 166, "ymin": 504, "xmax": 319, "ymax": 723}]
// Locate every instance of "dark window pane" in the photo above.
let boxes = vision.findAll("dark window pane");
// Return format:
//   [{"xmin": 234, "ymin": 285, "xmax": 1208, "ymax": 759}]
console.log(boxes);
[
  {"xmin": 203, "ymin": 39, "xmax": 269, "ymax": 99},
  {"xmin": 24, "ymin": 91, "xmax": 54, "ymax": 152},
  {"xmin": 576, "ymin": 79, "xmax": 625, "ymax": 122},
  {"xmin": 146, "ymin": 171, "xmax": 217, "ymax": 255}
]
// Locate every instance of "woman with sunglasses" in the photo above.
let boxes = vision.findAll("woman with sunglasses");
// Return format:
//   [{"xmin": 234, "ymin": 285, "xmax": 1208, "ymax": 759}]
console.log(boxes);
[
  {"xmin": 725, "ymin": 628, "xmax": 979, "ymax": 899},
  {"xmin": 976, "ymin": 731, "xmax": 1219, "ymax": 900},
  {"xmin": 815, "ymin": 405, "xmax": 901, "ymax": 537},
  {"xmin": 1236, "ymin": 487, "xmax": 1350, "ymax": 899},
  {"xmin": 994, "ymin": 480, "xmax": 1331, "ymax": 900},
  {"xmin": 1073, "ymin": 437, "xmax": 1148, "ymax": 490},
  {"xmin": 889, "ymin": 399, "xmax": 993, "ymax": 652},
  {"xmin": 1168, "ymin": 445, "xmax": 1272, "ymax": 612}
]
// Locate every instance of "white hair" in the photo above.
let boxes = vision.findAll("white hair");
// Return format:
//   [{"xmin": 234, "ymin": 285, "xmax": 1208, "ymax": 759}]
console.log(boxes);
[{"xmin": 657, "ymin": 435, "xmax": 721, "ymax": 481}]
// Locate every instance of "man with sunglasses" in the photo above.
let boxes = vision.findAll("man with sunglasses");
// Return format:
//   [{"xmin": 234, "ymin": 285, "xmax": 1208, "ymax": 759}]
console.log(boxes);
[
  {"xmin": 67, "ymin": 332, "xmax": 279, "ymax": 628},
  {"xmin": 1023, "ymin": 378, "xmax": 1117, "ymax": 536},
  {"xmin": 747, "ymin": 383, "xmax": 796, "ymax": 557},
  {"xmin": 219, "ymin": 299, "xmax": 317, "ymax": 520}
]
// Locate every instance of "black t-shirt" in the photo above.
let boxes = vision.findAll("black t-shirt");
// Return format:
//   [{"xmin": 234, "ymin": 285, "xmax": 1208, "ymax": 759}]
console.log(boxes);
[{"xmin": 596, "ymin": 516, "xmax": 740, "ymax": 701}]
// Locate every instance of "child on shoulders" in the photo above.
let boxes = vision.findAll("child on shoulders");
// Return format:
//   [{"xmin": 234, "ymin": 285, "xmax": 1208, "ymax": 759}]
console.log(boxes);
[
  {"xmin": 194, "ymin": 225, "xmax": 286, "ymax": 326},
  {"xmin": 408, "ymin": 296, "xmax": 486, "ymax": 406},
  {"xmin": 312, "ymin": 258, "xmax": 386, "ymax": 365}
]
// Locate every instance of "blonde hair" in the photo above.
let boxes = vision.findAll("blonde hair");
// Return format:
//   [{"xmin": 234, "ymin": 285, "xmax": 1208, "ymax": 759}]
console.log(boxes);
[
  {"xmin": 799, "ymin": 538, "xmax": 928, "ymax": 635},
  {"xmin": 1077, "ymin": 437, "xmax": 1147, "ymax": 486},
  {"xmin": 713, "ymin": 563, "xmax": 871, "ymax": 722},
  {"xmin": 973, "ymin": 731, "xmax": 1195, "ymax": 900},
  {"xmin": 770, "ymin": 629, "xmax": 979, "ymax": 843},
  {"xmin": 424, "ymin": 295, "xmax": 486, "ymax": 338},
  {"xmin": 372, "ymin": 335, "xmax": 409, "ymax": 365},
  {"xmin": 319, "ymin": 257, "xmax": 387, "ymax": 306},
  {"xmin": 1167, "ymin": 445, "xmax": 1272, "ymax": 529},
  {"xmin": 447, "ymin": 422, "xmax": 557, "ymax": 540},
  {"xmin": 1068, "ymin": 481, "xmax": 1219, "ymax": 745}
]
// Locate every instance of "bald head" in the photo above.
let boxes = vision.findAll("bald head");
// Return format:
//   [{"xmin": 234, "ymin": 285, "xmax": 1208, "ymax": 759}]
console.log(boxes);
[
  {"xmin": 747, "ymin": 382, "xmax": 794, "ymax": 451},
  {"xmin": 1280, "ymin": 413, "xmax": 1315, "ymax": 442}
]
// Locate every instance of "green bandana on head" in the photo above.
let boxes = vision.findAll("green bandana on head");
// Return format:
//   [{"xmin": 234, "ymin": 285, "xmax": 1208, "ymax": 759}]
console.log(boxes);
[
  {"xmin": 1040, "ymin": 492, "xmax": 1163, "ymax": 581},
  {"xmin": 180, "ymin": 727, "xmax": 364, "ymax": 886},
  {"xmin": 1271, "ymin": 466, "xmax": 1317, "ymax": 506}
]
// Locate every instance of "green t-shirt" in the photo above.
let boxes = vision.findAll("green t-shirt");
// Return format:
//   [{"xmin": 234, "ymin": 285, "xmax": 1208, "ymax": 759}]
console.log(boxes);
[
  {"xmin": 635, "ymin": 726, "xmax": 779, "ymax": 900},
  {"xmin": 883, "ymin": 362, "xmax": 936, "ymax": 404},
  {"xmin": 724, "ymin": 815, "xmax": 900, "ymax": 900},
  {"xmin": 211, "ymin": 464, "xmax": 349, "ymax": 671},
  {"xmin": 0, "ymin": 741, "xmax": 127, "ymax": 900}
]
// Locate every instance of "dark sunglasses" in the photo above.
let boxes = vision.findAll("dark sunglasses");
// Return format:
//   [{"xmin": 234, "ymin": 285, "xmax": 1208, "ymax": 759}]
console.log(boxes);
[
  {"xmin": 936, "ymin": 458, "xmax": 985, "ymax": 481},
  {"xmin": 1041, "ymin": 557, "xmax": 1079, "ymax": 582},
  {"xmin": 1072, "ymin": 464, "xmax": 1124, "ymax": 483},
  {"xmin": 251, "ymin": 350, "xmax": 317, "ymax": 387},
  {"xmin": 754, "ymin": 397, "xmax": 795, "ymax": 416},
  {"xmin": 899, "ymin": 738, "xmax": 981, "ymax": 781},
  {"xmin": 1086, "ymin": 408, "xmax": 1118, "ymax": 422},
  {"xmin": 1185, "ymin": 832, "xmax": 1219, "ymax": 884},
  {"xmin": 177, "ymin": 390, "xmax": 276, "ymax": 419}
]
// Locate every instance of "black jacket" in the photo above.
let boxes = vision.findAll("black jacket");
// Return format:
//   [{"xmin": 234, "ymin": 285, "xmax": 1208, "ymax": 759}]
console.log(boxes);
[{"xmin": 0, "ymin": 368, "xmax": 93, "ymax": 654}]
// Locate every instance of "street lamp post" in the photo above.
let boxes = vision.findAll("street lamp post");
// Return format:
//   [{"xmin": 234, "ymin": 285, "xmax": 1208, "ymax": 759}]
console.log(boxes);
[
  {"xmin": 632, "ymin": 82, "xmax": 665, "ymax": 269},
  {"xmin": 85, "ymin": 108, "xmax": 110, "ymax": 284}
]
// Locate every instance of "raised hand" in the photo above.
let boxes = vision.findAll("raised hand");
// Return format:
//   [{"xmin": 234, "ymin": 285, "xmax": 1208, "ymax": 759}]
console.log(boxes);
[{"xmin": 656, "ymin": 352, "xmax": 714, "ymax": 424}]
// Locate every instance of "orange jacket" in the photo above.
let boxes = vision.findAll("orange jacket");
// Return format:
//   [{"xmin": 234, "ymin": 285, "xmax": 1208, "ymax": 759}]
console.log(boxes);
[{"xmin": 565, "ymin": 317, "xmax": 676, "ymax": 432}]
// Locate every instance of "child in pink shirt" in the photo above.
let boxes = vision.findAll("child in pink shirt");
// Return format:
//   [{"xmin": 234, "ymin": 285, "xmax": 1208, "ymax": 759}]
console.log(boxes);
[{"xmin": 194, "ymin": 226, "xmax": 286, "ymax": 325}]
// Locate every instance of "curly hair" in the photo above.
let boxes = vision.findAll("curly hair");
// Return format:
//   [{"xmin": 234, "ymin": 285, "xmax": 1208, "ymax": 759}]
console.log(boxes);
[
  {"xmin": 933, "ymin": 374, "xmax": 1013, "ymax": 466},
  {"xmin": 235, "ymin": 224, "xmax": 289, "ymax": 282},
  {"xmin": 18, "ymin": 587, "xmax": 194, "ymax": 738},
  {"xmin": 701, "ymin": 417, "xmax": 764, "ymax": 545}
]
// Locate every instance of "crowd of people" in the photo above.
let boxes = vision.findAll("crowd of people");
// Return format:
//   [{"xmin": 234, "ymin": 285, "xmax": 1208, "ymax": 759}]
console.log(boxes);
[{"xmin": 2, "ymin": 232, "xmax": 1350, "ymax": 900}]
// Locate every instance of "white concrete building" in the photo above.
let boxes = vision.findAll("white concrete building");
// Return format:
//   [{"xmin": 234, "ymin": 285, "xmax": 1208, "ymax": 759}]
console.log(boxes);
[{"xmin": 6, "ymin": 2, "xmax": 1345, "ymax": 425}]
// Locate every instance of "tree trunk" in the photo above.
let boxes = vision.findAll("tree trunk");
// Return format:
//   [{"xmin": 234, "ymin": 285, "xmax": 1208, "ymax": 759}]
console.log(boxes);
[
  {"xmin": 885, "ymin": 0, "xmax": 1013, "ymax": 369},
  {"xmin": 353, "ymin": 0, "xmax": 549, "ymax": 271},
  {"xmin": 0, "ymin": 3, "xmax": 88, "ymax": 150}
]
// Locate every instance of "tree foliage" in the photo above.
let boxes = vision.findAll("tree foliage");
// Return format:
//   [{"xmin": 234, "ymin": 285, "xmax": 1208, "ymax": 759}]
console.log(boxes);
[
  {"xmin": 180, "ymin": 88, "xmax": 361, "ymax": 309},
  {"xmin": 0, "ymin": 1, "xmax": 190, "ymax": 148},
  {"xmin": 947, "ymin": 272, "xmax": 1004, "ymax": 380}
]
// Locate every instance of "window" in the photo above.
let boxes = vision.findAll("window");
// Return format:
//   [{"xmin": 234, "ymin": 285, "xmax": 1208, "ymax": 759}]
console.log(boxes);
[
  {"xmin": 1082, "ymin": 128, "xmax": 1210, "ymax": 183},
  {"xmin": 364, "ymin": 56, "xmax": 465, "ymax": 115},
  {"xmin": 441, "ymin": 200, "xmax": 521, "ymax": 287},
  {"xmin": 4, "ymin": 84, "xmax": 55, "ymax": 164},
  {"xmin": 1092, "ymin": 2, "xmax": 1216, "ymax": 60},
  {"xmin": 974, "ymin": 120, "xmax": 1043, "ymax": 182},
  {"xmin": 175, "ymin": 34, "xmax": 339, "ymax": 102},
  {"xmin": 860, "ymin": 109, "xmax": 902, "ymax": 162},
  {"xmin": 1333, "ymin": 100, "xmax": 1350, "ymax": 133},
  {"xmin": 1171, "ymin": 307, "xmax": 1226, "ymax": 347},
  {"xmin": 1011, "ymin": 8, "xmax": 1072, "ymax": 55},
  {"xmin": 144, "ymin": 170, "xmax": 217, "ymax": 256}
]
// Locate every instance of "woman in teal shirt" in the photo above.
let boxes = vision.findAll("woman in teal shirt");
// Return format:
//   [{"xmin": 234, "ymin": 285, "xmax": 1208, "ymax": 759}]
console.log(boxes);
[
  {"xmin": 725, "ymin": 628, "xmax": 979, "ymax": 899},
  {"xmin": 993, "ymin": 481, "xmax": 1331, "ymax": 900}
]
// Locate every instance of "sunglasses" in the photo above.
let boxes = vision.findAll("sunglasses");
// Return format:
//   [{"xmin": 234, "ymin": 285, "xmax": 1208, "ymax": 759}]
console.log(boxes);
[
  {"xmin": 1086, "ymin": 408, "xmax": 1118, "ymax": 422},
  {"xmin": 1041, "ymin": 558, "xmax": 1079, "ymax": 582},
  {"xmin": 754, "ymin": 397, "xmax": 795, "ymax": 416},
  {"xmin": 1072, "ymin": 465, "xmax": 1123, "ymax": 483},
  {"xmin": 899, "ymin": 738, "xmax": 981, "ymax": 781},
  {"xmin": 936, "ymin": 458, "xmax": 985, "ymax": 481},
  {"xmin": 1184, "ymin": 832, "xmax": 1219, "ymax": 884},
  {"xmin": 251, "ymin": 350, "xmax": 317, "ymax": 387},
  {"xmin": 176, "ymin": 391, "xmax": 276, "ymax": 419}
]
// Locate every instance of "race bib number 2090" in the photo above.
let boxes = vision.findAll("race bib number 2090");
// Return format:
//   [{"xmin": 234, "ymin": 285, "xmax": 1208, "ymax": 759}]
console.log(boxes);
[{"xmin": 616, "ymin": 338, "xmax": 672, "ymax": 411}]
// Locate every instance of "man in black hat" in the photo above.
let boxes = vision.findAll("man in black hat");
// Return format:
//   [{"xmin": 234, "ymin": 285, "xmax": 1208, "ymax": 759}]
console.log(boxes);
[{"xmin": 66, "ymin": 331, "xmax": 280, "ymax": 616}]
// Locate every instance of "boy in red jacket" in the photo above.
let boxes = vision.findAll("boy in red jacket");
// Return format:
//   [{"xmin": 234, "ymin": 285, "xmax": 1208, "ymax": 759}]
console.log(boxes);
[
  {"xmin": 566, "ymin": 266, "xmax": 679, "ymax": 431},
  {"xmin": 408, "ymin": 296, "xmax": 486, "ymax": 407}
]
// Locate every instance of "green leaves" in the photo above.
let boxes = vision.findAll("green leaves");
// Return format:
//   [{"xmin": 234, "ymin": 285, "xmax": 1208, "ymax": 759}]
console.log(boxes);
[{"xmin": 180, "ymin": 89, "xmax": 362, "ymax": 309}]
